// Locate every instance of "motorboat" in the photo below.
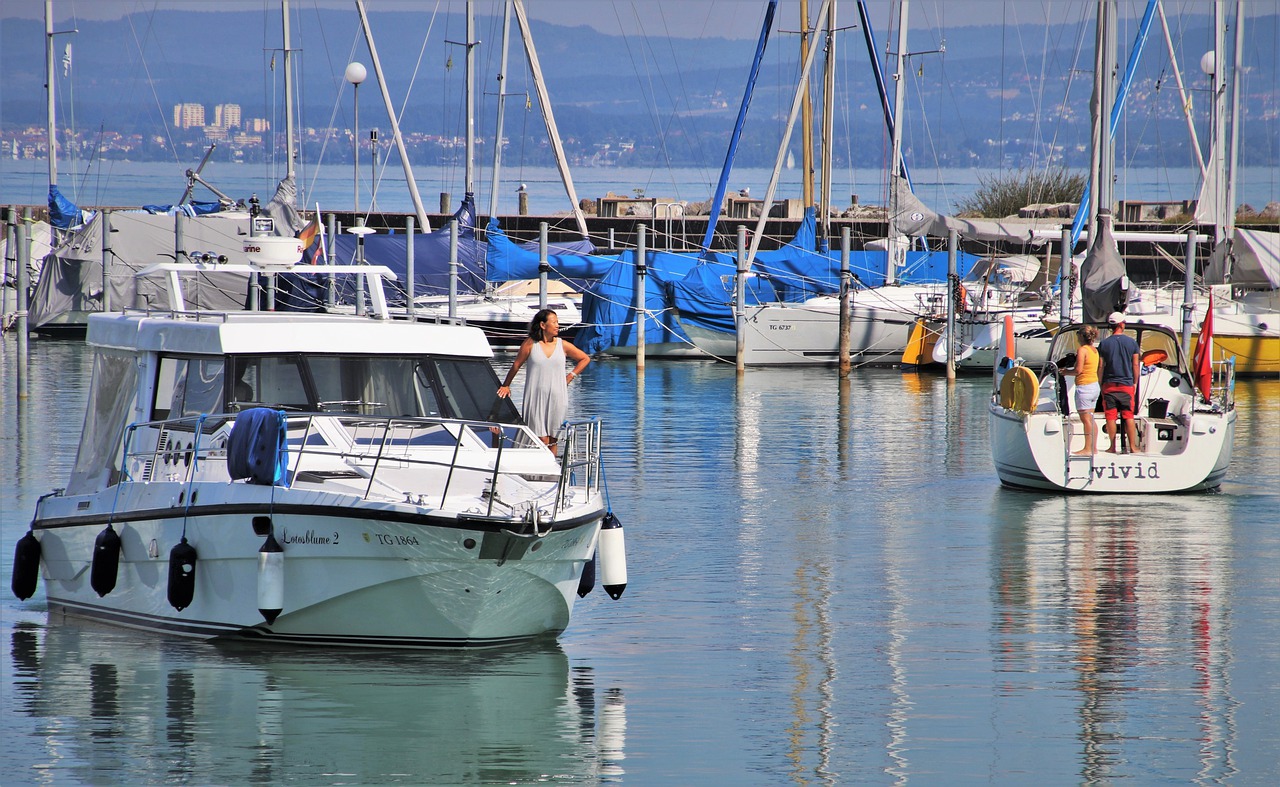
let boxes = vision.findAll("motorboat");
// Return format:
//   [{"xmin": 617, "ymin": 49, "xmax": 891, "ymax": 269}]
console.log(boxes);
[
  {"xmin": 11, "ymin": 292, "xmax": 624, "ymax": 647},
  {"xmin": 989, "ymin": 321, "xmax": 1235, "ymax": 493}
]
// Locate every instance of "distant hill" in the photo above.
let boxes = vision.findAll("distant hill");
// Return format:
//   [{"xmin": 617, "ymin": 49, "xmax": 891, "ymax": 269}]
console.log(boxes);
[{"xmin": 1, "ymin": 8, "xmax": 1275, "ymax": 170}]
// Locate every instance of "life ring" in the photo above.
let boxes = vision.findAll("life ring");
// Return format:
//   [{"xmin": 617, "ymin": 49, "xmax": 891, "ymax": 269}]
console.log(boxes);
[{"xmin": 999, "ymin": 365, "xmax": 1039, "ymax": 413}]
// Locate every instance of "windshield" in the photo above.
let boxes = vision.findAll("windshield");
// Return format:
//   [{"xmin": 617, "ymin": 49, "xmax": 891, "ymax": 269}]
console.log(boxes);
[{"xmin": 227, "ymin": 354, "xmax": 521, "ymax": 423}]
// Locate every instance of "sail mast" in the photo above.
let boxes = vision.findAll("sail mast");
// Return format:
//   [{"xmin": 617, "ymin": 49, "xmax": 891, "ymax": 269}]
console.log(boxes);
[
  {"xmin": 700, "ymin": 0, "xmax": 777, "ymax": 253},
  {"xmin": 800, "ymin": 0, "xmax": 814, "ymax": 209},
  {"xmin": 465, "ymin": 0, "xmax": 476, "ymax": 198},
  {"xmin": 886, "ymin": 0, "xmax": 909, "ymax": 285},
  {"xmin": 1224, "ymin": 0, "xmax": 1244, "ymax": 242},
  {"xmin": 741, "ymin": 0, "xmax": 831, "ymax": 271},
  {"xmin": 283, "ymin": 0, "xmax": 296, "ymax": 180},
  {"xmin": 354, "ymin": 0, "xmax": 431, "ymax": 231},
  {"xmin": 819, "ymin": 1, "xmax": 836, "ymax": 244},
  {"xmin": 488, "ymin": 1, "xmax": 513, "ymax": 220},
  {"xmin": 511, "ymin": 0, "xmax": 588, "ymax": 237},
  {"xmin": 45, "ymin": 0, "xmax": 57, "ymax": 189}
]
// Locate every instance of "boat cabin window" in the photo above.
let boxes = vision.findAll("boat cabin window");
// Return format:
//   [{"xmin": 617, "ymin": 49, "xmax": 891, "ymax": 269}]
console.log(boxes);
[
  {"xmin": 226, "ymin": 354, "xmax": 520, "ymax": 424},
  {"xmin": 1051, "ymin": 326, "xmax": 1182, "ymax": 371},
  {"xmin": 152, "ymin": 356, "xmax": 226, "ymax": 421}
]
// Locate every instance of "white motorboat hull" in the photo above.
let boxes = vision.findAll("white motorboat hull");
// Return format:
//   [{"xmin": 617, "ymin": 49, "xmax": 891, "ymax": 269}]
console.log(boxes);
[
  {"xmin": 17, "ymin": 309, "xmax": 616, "ymax": 649},
  {"xmin": 35, "ymin": 484, "xmax": 600, "ymax": 648}
]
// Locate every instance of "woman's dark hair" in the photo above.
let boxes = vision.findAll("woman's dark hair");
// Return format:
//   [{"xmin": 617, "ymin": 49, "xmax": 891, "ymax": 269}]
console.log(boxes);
[{"xmin": 528, "ymin": 308, "xmax": 557, "ymax": 340}]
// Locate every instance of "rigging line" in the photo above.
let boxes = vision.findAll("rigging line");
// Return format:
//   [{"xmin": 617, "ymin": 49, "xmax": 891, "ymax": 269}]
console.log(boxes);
[
  {"xmin": 125, "ymin": 11, "xmax": 180, "ymax": 166},
  {"xmin": 614, "ymin": 2, "xmax": 674, "ymax": 197},
  {"xmin": 998, "ymin": 2, "xmax": 1007, "ymax": 178}
]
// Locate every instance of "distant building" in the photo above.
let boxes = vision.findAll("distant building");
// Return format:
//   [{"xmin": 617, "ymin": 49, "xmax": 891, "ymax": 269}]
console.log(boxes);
[
  {"xmin": 214, "ymin": 103, "xmax": 242, "ymax": 130},
  {"xmin": 174, "ymin": 103, "xmax": 206, "ymax": 129},
  {"xmin": 248, "ymin": 118, "xmax": 271, "ymax": 133}
]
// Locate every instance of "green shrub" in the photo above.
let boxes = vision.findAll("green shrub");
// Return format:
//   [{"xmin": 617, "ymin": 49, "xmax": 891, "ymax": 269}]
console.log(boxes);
[{"xmin": 955, "ymin": 168, "xmax": 1086, "ymax": 218}]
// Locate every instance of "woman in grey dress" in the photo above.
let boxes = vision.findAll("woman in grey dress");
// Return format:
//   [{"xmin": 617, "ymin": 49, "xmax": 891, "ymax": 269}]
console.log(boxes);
[{"xmin": 497, "ymin": 309, "xmax": 591, "ymax": 453}]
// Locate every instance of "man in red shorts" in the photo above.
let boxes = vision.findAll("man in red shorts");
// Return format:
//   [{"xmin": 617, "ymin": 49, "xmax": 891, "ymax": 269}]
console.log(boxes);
[{"xmin": 1096, "ymin": 312, "xmax": 1141, "ymax": 453}]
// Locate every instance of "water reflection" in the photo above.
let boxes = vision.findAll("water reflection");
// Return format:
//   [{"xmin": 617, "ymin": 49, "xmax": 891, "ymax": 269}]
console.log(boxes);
[
  {"xmin": 993, "ymin": 493, "xmax": 1239, "ymax": 783},
  {"xmin": 9, "ymin": 621, "xmax": 627, "ymax": 784}
]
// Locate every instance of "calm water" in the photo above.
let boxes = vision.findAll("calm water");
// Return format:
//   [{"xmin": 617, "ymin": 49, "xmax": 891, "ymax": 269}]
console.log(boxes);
[{"xmin": 2, "ymin": 335, "xmax": 1279, "ymax": 784}]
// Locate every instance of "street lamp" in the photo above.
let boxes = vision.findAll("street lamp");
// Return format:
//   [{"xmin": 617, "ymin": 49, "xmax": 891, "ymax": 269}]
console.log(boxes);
[{"xmin": 345, "ymin": 61, "xmax": 367, "ymax": 214}]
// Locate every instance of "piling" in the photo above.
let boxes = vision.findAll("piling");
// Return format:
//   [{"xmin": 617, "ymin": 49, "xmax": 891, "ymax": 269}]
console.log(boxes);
[
  {"xmin": 635, "ymin": 224, "xmax": 646, "ymax": 369},
  {"xmin": 838, "ymin": 226, "xmax": 851, "ymax": 378},
  {"xmin": 406, "ymin": 215, "xmax": 416, "ymax": 317},
  {"xmin": 736, "ymin": 225, "xmax": 747, "ymax": 374},
  {"xmin": 326, "ymin": 213, "xmax": 338, "ymax": 307},
  {"xmin": 439, "ymin": 192, "xmax": 451, "ymax": 213},
  {"xmin": 538, "ymin": 222, "xmax": 549, "ymax": 310},
  {"xmin": 1058, "ymin": 228, "xmax": 1072, "ymax": 322},
  {"xmin": 17, "ymin": 209, "xmax": 31, "ymax": 399},
  {"xmin": 946, "ymin": 229, "xmax": 957, "ymax": 382},
  {"xmin": 448, "ymin": 219, "xmax": 458, "ymax": 319},
  {"xmin": 102, "ymin": 210, "xmax": 113, "ymax": 312}
]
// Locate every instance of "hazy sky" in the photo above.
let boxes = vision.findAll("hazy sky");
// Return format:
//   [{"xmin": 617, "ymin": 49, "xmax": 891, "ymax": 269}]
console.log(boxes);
[{"xmin": 0, "ymin": 0, "xmax": 1110, "ymax": 40}]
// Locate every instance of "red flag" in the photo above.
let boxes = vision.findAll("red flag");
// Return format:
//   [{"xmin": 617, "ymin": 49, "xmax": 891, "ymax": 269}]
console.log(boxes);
[{"xmin": 1192, "ymin": 292, "xmax": 1214, "ymax": 401}]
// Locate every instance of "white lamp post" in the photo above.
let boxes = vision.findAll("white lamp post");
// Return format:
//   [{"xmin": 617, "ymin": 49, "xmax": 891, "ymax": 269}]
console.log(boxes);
[{"xmin": 345, "ymin": 61, "xmax": 367, "ymax": 214}]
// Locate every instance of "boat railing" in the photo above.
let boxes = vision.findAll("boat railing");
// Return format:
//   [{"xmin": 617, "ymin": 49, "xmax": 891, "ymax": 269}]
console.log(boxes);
[
  {"xmin": 1208, "ymin": 357, "xmax": 1236, "ymax": 411},
  {"xmin": 556, "ymin": 419, "xmax": 602, "ymax": 515},
  {"xmin": 118, "ymin": 412, "xmax": 602, "ymax": 516}
]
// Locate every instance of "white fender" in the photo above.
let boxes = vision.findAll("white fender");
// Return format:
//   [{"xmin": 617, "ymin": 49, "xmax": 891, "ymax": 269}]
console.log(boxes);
[
  {"xmin": 257, "ymin": 532, "xmax": 284, "ymax": 623},
  {"xmin": 598, "ymin": 513, "xmax": 627, "ymax": 600}
]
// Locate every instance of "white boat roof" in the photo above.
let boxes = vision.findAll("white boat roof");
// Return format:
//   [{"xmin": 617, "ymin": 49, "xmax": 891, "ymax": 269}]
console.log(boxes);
[{"xmin": 86, "ymin": 311, "xmax": 494, "ymax": 358}]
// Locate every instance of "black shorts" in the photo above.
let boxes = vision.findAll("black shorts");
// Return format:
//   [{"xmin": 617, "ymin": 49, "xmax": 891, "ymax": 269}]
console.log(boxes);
[{"xmin": 1102, "ymin": 383, "xmax": 1134, "ymax": 419}]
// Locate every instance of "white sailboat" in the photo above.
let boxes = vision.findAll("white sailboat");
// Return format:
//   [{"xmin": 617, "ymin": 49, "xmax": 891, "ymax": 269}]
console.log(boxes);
[
  {"xmin": 988, "ymin": 0, "xmax": 1236, "ymax": 494},
  {"xmin": 1047, "ymin": 1, "xmax": 1280, "ymax": 375}
]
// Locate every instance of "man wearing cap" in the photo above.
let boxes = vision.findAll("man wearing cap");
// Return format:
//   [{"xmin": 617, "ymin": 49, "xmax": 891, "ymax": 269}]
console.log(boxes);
[{"xmin": 1097, "ymin": 312, "xmax": 1141, "ymax": 453}]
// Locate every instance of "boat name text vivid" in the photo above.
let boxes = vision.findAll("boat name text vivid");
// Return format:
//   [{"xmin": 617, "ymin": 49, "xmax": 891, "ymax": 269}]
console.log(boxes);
[{"xmin": 1091, "ymin": 461, "xmax": 1160, "ymax": 480}]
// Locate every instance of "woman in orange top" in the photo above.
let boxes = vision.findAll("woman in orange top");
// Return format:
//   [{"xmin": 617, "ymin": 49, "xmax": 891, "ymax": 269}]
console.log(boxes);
[{"xmin": 1064, "ymin": 324, "xmax": 1100, "ymax": 455}]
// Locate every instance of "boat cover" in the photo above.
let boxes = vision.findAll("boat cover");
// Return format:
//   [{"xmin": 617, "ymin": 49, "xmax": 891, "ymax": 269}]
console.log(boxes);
[{"xmin": 227, "ymin": 408, "xmax": 289, "ymax": 486}]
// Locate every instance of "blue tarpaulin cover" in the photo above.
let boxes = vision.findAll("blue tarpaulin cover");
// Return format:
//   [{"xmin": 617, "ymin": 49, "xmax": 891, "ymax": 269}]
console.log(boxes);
[
  {"xmin": 227, "ymin": 408, "xmax": 289, "ymax": 486},
  {"xmin": 48, "ymin": 184, "xmax": 81, "ymax": 229}
]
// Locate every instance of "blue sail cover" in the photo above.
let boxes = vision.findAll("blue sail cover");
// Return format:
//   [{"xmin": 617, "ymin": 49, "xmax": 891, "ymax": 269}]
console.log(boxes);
[
  {"xmin": 671, "ymin": 209, "xmax": 983, "ymax": 335},
  {"xmin": 485, "ymin": 219, "xmax": 610, "ymax": 282},
  {"xmin": 47, "ymin": 184, "xmax": 81, "ymax": 229},
  {"xmin": 574, "ymin": 248, "xmax": 703, "ymax": 354}
]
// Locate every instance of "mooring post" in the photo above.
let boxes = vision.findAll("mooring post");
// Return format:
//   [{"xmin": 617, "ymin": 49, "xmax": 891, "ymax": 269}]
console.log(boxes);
[
  {"xmin": 539, "ymin": 222, "xmax": 549, "ymax": 311},
  {"xmin": 101, "ymin": 210, "xmax": 112, "ymax": 312},
  {"xmin": 17, "ymin": 208, "xmax": 31, "ymax": 399},
  {"xmin": 405, "ymin": 215, "xmax": 416, "ymax": 318},
  {"xmin": 448, "ymin": 219, "xmax": 458, "ymax": 320},
  {"xmin": 635, "ymin": 224, "xmax": 646, "ymax": 370},
  {"xmin": 736, "ymin": 225, "xmax": 747, "ymax": 374},
  {"xmin": 947, "ymin": 229, "xmax": 958, "ymax": 382},
  {"xmin": 326, "ymin": 213, "xmax": 338, "ymax": 307},
  {"xmin": 838, "ymin": 226, "xmax": 851, "ymax": 378}
]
